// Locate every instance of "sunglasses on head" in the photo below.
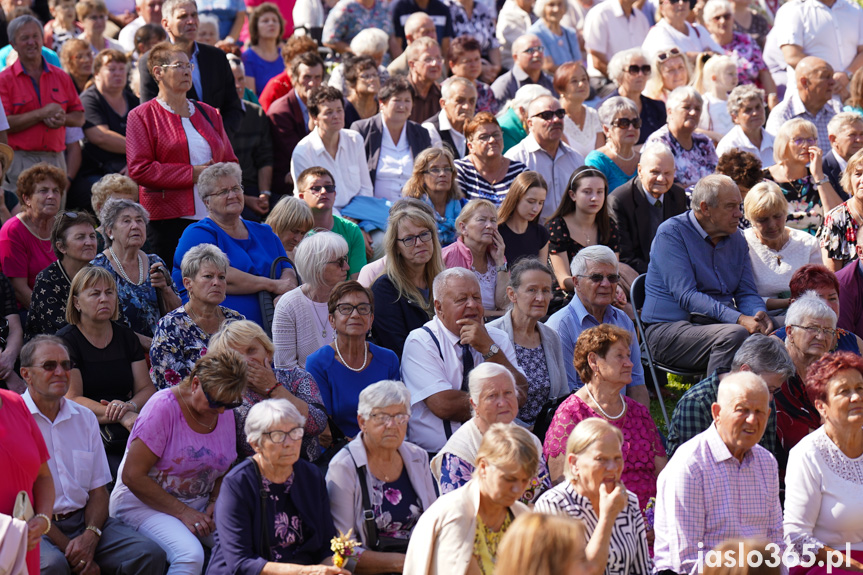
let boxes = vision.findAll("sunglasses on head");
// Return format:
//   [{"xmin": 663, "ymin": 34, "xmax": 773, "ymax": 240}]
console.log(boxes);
[
  {"xmin": 657, "ymin": 47, "xmax": 682, "ymax": 61},
  {"xmin": 627, "ymin": 64, "xmax": 652, "ymax": 75},
  {"xmin": 611, "ymin": 117, "xmax": 642, "ymax": 129},
  {"xmin": 531, "ymin": 108, "xmax": 566, "ymax": 121},
  {"xmin": 202, "ymin": 387, "xmax": 243, "ymax": 410}
]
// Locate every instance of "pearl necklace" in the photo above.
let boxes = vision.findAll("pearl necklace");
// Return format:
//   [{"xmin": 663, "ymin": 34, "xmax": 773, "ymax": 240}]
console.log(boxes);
[
  {"xmin": 334, "ymin": 337, "xmax": 368, "ymax": 372},
  {"xmin": 109, "ymin": 247, "xmax": 145, "ymax": 286},
  {"xmin": 584, "ymin": 385, "xmax": 627, "ymax": 420},
  {"xmin": 611, "ymin": 144, "xmax": 636, "ymax": 162}
]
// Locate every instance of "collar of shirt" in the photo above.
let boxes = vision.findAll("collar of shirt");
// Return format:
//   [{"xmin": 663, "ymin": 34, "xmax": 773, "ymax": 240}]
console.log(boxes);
[
  {"xmin": 310, "ymin": 128, "xmax": 350, "ymax": 157},
  {"xmin": 837, "ymin": 151, "xmax": 849, "ymax": 172},
  {"xmin": 523, "ymin": 133, "xmax": 576, "ymax": 160},
  {"xmin": 22, "ymin": 389, "xmax": 72, "ymax": 426},
  {"xmin": 637, "ymin": 178, "xmax": 664, "ymax": 205},
  {"xmin": 567, "ymin": 291, "xmax": 615, "ymax": 326},
  {"xmin": 511, "ymin": 65, "xmax": 535, "ymax": 84},
  {"xmin": 383, "ymin": 118, "xmax": 409, "ymax": 150},
  {"xmin": 687, "ymin": 210, "xmax": 712, "ymax": 241},
  {"xmin": 705, "ymin": 421, "xmax": 756, "ymax": 466},
  {"xmin": 12, "ymin": 57, "xmax": 51, "ymax": 77},
  {"xmin": 611, "ymin": 0, "xmax": 627, "ymax": 17},
  {"xmin": 439, "ymin": 110, "xmax": 466, "ymax": 152},
  {"xmin": 789, "ymin": 91, "xmax": 832, "ymax": 121},
  {"xmin": 432, "ymin": 314, "xmax": 466, "ymax": 349},
  {"xmin": 297, "ymin": 97, "xmax": 310, "ymax": 130}
]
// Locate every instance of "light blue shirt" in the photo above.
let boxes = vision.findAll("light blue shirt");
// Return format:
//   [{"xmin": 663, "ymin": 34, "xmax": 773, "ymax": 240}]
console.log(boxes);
[
  {"xmin": 545, "ymin": 293, "xmax": 645, "ymax": 392},
  {"xmin": 0, "ymin": 47, "xmax": 60, "ymax": 68},
  {"xmin": 527, "ymin": 19, "xmax": 582, "ymax": 67},
  {"xmin": 189, "ymin": 42, "xmax": 203, "ymax": 102}
]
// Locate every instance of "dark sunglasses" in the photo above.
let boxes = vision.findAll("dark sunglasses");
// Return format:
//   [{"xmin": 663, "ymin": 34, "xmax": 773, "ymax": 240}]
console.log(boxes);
[
  {"xmin": 531, "ymin": 108, "xmax": 566, "ymax": 121},
  {"xmin": 202, "ymin": 387, "xmax": 243, "ymax": 410},
  {"xmin": 627, "ymin": 64, "xmax": 652, "ymax": 75},
  {"xmin": 578, "ymin": 273, "xmax": 621, "ymax": 284},
  {"xmin": 611, "ymin": 117, "xmax": 642, "ymax": 129},
  {"xmin": 328, "ymin": 255, "xmax": 349, "ymax": 267},
  {"xmin": 657, "ymin": 47, "xmax": 682, "ymax": 61},
  {"xmin": 26, "ymin": 360, "xmax": 74, "ymax": 372},
  {"xmin": 307, "ymin": 184, "xmax": 336, "ymax": 195}
]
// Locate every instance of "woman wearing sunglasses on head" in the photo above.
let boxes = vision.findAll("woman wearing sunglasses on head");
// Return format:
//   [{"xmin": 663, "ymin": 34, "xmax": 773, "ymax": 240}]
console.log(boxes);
[
  {"xmin": 644, "ymin": 46, "xmax": 692, "ymax": 103},
  {"xmin": 606, "ymin": 48, "xmax": 668, "ymax": 146},
  {"xmin": 585, "ymin": 97, "xmax": 642, "ymax": 192}
]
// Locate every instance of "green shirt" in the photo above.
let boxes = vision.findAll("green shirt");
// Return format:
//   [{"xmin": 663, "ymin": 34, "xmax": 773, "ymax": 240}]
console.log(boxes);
[{"xmin": 331, "ymin": 215, "xmax": 367, "ymax": 277}]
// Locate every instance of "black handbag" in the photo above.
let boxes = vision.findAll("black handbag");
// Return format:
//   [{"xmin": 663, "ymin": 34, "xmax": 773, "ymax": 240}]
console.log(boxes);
[
  {"xmin": 100, "ymin": 422, "xmax": 130, "ymax": 454},
  {"xmin": 531, "ymin": 393, "xmax": 572, "ymax": 445},
  {"xmin": 350, "ymin": 453, "xmax": 409, "ymax": 555},
  {"xmin": 248, "ymin": 456, "xmax": 272, "ymax": 560}
]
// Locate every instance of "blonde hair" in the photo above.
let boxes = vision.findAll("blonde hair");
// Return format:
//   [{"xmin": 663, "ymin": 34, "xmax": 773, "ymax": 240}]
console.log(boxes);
[
  {"xmin": 475, "ymin": 423, "xmax": 540, "ymax": 478},
  {"xmin": 208, "ymin": 320, "xmax": 275, "ymax": 361},
  {"xmin": 495, "ymin": 513, "xmax": 587, "ymax": 575},
  {"xmin": 265, "ymin": 196, "xmax": 314, "ymax": 247},
  {"xmin": 694, "ymin": 55, "xmax": 736, "ymax": 94},
  {"xmin": 455, "ymin": 199, "xmax": 497, "ymax": 238},
  {"xmin": 841, "ymin": 148, "xmax": 863, "ymax": 195},
  {"xmin": 383, "ymin": 208, "xmax": 444, "ymax": 317},
  {"xmin": 645, "ymin": 51, "xmax": 692, "ymax": 101},
  {"xmin": 184, "ymin": 349, "xmax": 248, "ymax": 404},
  {"xmin": 66, "ymin": 266, "xmax": 120, "ymax": 324},
  {"xmin": 743, "ymin": 180, "xmax": 788, "ymax": 222},
  {"xmin": 564, "ymin": 419, "xmax": 623, "ymax": 481},
  {"xmin": 774, "ymin": 118, "xmax": 818, "ymax": 163}
]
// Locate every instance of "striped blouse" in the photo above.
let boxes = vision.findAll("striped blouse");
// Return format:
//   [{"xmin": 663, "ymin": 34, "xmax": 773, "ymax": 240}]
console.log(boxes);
[{"xmin": 454, "ymin": 157, "xmax": 526, "ymax": 206}]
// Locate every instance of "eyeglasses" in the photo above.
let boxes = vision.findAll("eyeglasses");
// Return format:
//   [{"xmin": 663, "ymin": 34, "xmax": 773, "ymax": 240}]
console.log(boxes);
[
  {"xmin": 306, "ymin": 184, "xmax": 336, "ymax": 195},
  {"xmin": 358, "ymin": 72, "xmax": 380, "ymax": 81},
  {"xmin": 424, "ymin": 167, "xmax": 453, "ymax": 176},
  {"xmin": 791, "ymin": 138, "xmax": 817, "ymax": 147},
  {"xmin": 789, "ymin": 324, "xmax": 836, "ymax": 338},
  {"xmin": 665, "ymin": 0, "xmax": 687, "ymax": 5},
  {"xmin": 263, "ymin": 427, "xmax": 305, "ymax": 443},
  {"xmin": 531, "ymin": 108, "xmax": 566, "ymax": 121},
  {"xmin": 397, "ymin": 230, "xmax": 433, "ymax": 247},
  {"xmin": 521, "ymin": 46, "xmax": 545, "ymax": 55},
  {"xmin": 420, "ymin": 56, "xmax": 442, "ymax": 65},
  {"xmin": 25, "ymin": 360, "xmax": 74, "ymax": 372},
  {"xmin": 657, "ymin": 47, "xmax": 682, "ymax": 61},
  {"xmin": 627, "ymin": 64, "xmax": 652, "ymax": 75},
  {"xmin": 327, "ymin": 255, "xmax": 349, "ymax": 267},
  {"xmin": 611, "ymin": 117, "xmax": 642, "ymax": 129},
  {"xmin": 475, "ymin": 132, "xmax": 503, "ymax": 142},
  {"xmin": 161, "ymin": 62, "xmax": 195, "ymax": 72},
  {"xmin": 368, "ymin": 412, "xmax": 410, "ymax": 425},
  {"xmin": 202, "ymin": 387, "xmax": 243, "ymax": 410},
  {"xmin": 711, "ymin": 12, "xmax": 732, "ymax": 20},
  {"xmin": 207, "ymin": 185, "xmax": 244, "ymax": 199},
  {"xmin": 577, "ymin": 273, "xmax": 621, "ymax": 284},
  {"xmin": 335, "ymin": 303, "xmax": 372, "ymax": 316}
]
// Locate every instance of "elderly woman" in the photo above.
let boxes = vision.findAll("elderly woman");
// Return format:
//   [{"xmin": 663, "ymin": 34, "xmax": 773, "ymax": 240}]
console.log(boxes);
[
  {"xmin": 76, "ymin": 0, "xmax": 124, "ymax": 56},
  {"xmin": 447, "ymin": 36, "xmax": 499, "ymax": 115},
  {"xmin": 403, "ymin": 147, "xmax": 464, "ymax": 245},
  {"xmin": 543, "ymin": 325, "xmax": 667, "ymax": 509},
  {"xmin": 819, "ymin": 149, "xmax": 863, "ymax": 271},
  {"xmin": 716, "ymin": 84, "xmax": 775, "ymax": 167},
  {"xmin": 265, "ymin": 195, "xmax": 314, "ymax": 261},
  {"xmin": 241, "ymin": 3, "xmax": 284, "ymax": 96},
  {"xmin": 326, "ymin": 380, "xmax": 437, "ymax": 573},
  {"xmin": 555, "ymin": 62, "xmax": 603, "ymax": 157},
  {"xmin": 744, "ymin": 181, "xmax": 823, "ymax": 315},
  {"xmin": 497, "ymin": 172, "xmax": 550, "ymax": 264},
  {"xmin": 763, "ymin": 118, "xmax": 842, "ymax": 235},
  {"xmin": 207, "ymin": 399, "xmax": 347, "ymax": 575},
  {"xmin": 641, "ymin": 0, "xmax": 722, "ymax": 62},
  {"xmin": 173, "ymin": 162, "xmax": 296, "ymax": 327},
  {"xmin": 343, "ymin": 55, "xmax": 381, "ymax": 126},
  {"xmin": 26, "ymin": 211, "xmax": 98, "ymax": 337},
  {"xmin": 0, "ymin": 163, "xmax": 64, "ymax": 309},
  {"xmin": 528, "ymin": 0, "xmax": 581, "ymax": 73},
  {"xmin": 431, "ymin": 362, "xmax": 552, "ymax": 503},
  {"xmin": 784, "ymin": 351, "xmax": 863, "ymax": 574},
  {"xmin": 273, "ymin": 231, "xmax": 349, "ymax": 369},
  {"xmin": 645, "ymin": 86, "xmax": 719, "ymax": 188},
  {"xmin": 59, "ymin": 267, "xmax": 155, "ymax": 435},
  {"xmin": 644, "ymin": 47, "xmax": 691, "ymax": 103},
  {"xmin": 60, "ymin": 38, "xmax": 95, "ymax": 94},
  {"xmin": 109, "ymin": 350, "xmax": 247, "ymax": 575},
  {"xmin": 455, "ymin": 112, "xmax": 527, "ymax": 205},
  {"xmin": 328, "ymin": 29, "xmax": 390, "ymax": 96},
  {"xmin": 585, "ymin": 97, "xmax": 641, "ymax": 192},
  {"xmin": 150, "ymin": 244, "xmax": 244, "ymax": 390},
  {"xmin": 489, "ymin": 258, "xmax": 568, "ymax": 426},
  {"xmin": 371, "ymin": 207, "xmax": 444, "ymax": 359},
  {"xmin": 126, "ymin": 41, "xmax": 237, "ymax": 267},
  {"xmin": 535, "ymin": 418, "xmax": 651, "ymax": 575},
  {"xmin": 91, "ymin": 199, "xmax": 180, "ymax": 345},
  {"xmin": 606, "ymin": 48, "xmax": 668, "ymax": 146},
  {"xmin": 404, "ymin": 424, "xmax": 539, "ymax": 575},
  {"xmin": 442, "ymin": 199, "xmax": 510, "ymax": 313}
]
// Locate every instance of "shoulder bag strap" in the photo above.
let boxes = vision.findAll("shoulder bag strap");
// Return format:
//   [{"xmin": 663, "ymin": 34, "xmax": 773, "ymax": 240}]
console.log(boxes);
[
  {"xmin": 247, "ymin": 456, "xmax": 272, "ymax": 560},
  {"xmin": 192, "ymin": 101, "xmax": 216, "ymax": 131},
  {"xmin": 348, "ymin": 451, "xmax": 380, "ymax": 550},
  {"xmin": 421, "ymin": 326, "xmax": 455, "ymax": 438}
]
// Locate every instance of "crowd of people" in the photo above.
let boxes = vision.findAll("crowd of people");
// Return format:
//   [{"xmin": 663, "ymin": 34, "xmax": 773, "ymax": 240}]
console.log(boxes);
[{"xmin": 2, "ymin": 0, "xmax": 863, "ymax": 571}]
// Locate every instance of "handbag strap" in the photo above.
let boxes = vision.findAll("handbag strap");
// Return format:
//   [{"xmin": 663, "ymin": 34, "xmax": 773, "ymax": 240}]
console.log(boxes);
[
  {"xmin": 248, "ymin": 456, "xmax": 272, "ymax": 560},
  {"xmin": 192, "ymin": 101, "xmax": 215, "ymax": 130},
  {"xmin": 421, "ymin": 326, "xmax": 455, "ymax": 439},
  {"xmin": 348, "ymin": 450, "xmax": 381, "ymax": 550}
]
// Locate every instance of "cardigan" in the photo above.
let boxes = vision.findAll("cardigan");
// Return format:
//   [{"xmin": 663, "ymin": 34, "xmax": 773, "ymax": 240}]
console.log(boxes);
[
  {"xmin": 126, "ymin": 99, "xmax": 237, "ymax": 221},
  {"xmin": 325, "ymin": 433, "xmax": 438, "ymax": 549},
  {"xmin": 350, "ymin": 114, "xmax": 432, "ymax": 187},
  {"xmin": 370, "ymin": 273, "xmax": 433, "ymax": 360}
]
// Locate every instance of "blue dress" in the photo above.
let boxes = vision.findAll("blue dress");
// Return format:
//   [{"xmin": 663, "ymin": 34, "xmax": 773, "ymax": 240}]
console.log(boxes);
[
  {"xmin": 527, "ymin": 20, "xmax": 582, "ymax": 67},
  {"xmin": 242, "ymin": 47, "xmax": 284, "ymax": 96},
  {"xmin": 305, "ymin": 343, "xmax": 400, "ymax": 437},
  {"xmin": 584, "ymin": 151, "xmax": 636, "ymax": 192}
]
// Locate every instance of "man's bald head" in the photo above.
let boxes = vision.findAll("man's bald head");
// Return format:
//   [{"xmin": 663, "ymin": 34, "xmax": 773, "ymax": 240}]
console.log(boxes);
[
  {"xmin": 716, "ymin": 372, "xmax": 770, "ymax": 408},
  {"xmin": 404, "ymin": 12, "xmax": 435, "ymax": 42},
  {"xmin": 796, "ymin": 56, "xmax": 832, "ymax": 82},
  {"xmin": 527, "ymin": 95, "xmax": 560, "ymax": 118},
  {"xmin": 712, "ymin": 372, "xmax": 771, "ymax": 461}
]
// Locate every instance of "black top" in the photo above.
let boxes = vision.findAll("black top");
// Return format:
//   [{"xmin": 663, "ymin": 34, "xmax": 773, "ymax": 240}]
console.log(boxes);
[
  {"xmin": 26, "ymin": 261, "xmax": 71, "ymax": 338},
  {"xmin": 606, "ymin": 90, "xmax": 667, "ymax": 145},
  {"xmin": 80, "ymin": 86, "xmax": 139, "ymax": 176},
  {"xmin": 0, "ymin": 272, "xmax": 16, "ymax": 318},
  {"xmin": 57, "ymin": 321, "xmax": 146, "ymax": 402},
  {"xmin": 371, "ymin": 274, "xmax": 432, "ymax": 360},
  {"xmin": 391, "ymin": 0, "xmax": 453, "ymax": 42},
  {"xmin": 499, "ymin": 221, "xmax": 550, "ymax": 265}
]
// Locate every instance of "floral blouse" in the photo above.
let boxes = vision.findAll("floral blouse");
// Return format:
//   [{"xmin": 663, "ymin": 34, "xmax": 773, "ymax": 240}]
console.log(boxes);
[
  {"xmin": 547, "ymin": 216, "xmax": 620, "ymax": 309},
  {"xmin": 149, "ymin": 306, "xmax": 244, "ymax": 389},
  {"xmin": 722, "ymin": 31, "xmax": 767, "ymax": 87},
  {"xmin": 370, "ymin": 467, "xmax": 423, "ymax": 539},
  {"xmin": 439, "ymin": 452, "xmax": 552, "ymax": 504},
  {"xmin": 475, "ymin": 82, "xmax": 500, "ymax": 115},
  {"xmin": 321, "ymin": 0, "xmax": 393, "ymax": 47},
  {"xmin": 234, "ymin": 367, "xmax": 328, "ymax": 462},
  {"xmin": 513, "ymin": 343, "xmax": 552, "ymax": 426},
  {"xmin": 473, "ymin": 512, "xmax": 513, "ymax": 575},
  {"xmin": 26, "ymin": 260, "xmax": 71, "ymax": 338},
  {"xmin": 762, "ymin": 169, "xmax": 825, "ymax": 235},
  {"xmin": 818, "ymin": 201, "xmax": 860, "ymax": 264},
  {"xmin": 262, "ymin": 475, "xmax": 306, "ymax": 563},
  {"xmin": 444, "ymin": 0, "xmax": 500, "ymax": 56},
  {"xmin": 733, "ymin": 12, "xmax": 770, "ymax": 49},
  {"xmin": 644, "ymin": 125, "xmax": 718, "ymax": 188}
]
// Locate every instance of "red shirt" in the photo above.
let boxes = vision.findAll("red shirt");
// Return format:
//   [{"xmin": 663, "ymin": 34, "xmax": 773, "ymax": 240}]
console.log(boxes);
[
  {"xmin": 0, "ymin": 59, "xmax": 83, "ymax": 153},
  {"xmin": 259, "ymin": 70, "xmax": 292, "ymax": 112}
]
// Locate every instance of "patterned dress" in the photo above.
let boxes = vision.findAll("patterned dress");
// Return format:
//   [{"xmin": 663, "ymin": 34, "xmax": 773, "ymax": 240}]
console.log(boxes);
[
  {"xmin": 818, "ymin": 201, "xmax": 861, "ymax": 264},
  {"xmin": 762, "ymin": 169, "xmax": 825, "ymax": 235},
  {"xmin": 513, "ymin": 343, "xmax": 552, "ymax": 426},
  {"xmin": 439, "ymin": 448, "xmax": 552, "ymax": 504},
  {"xmin": 644, "ymin": 126, "xmax": 719, "ymax": 188},
  {"xmin": 443, "ymin": 0, "xmax": 499, "ymax": 57},
  {"xmin": 721, "ymin": 31, "xmax": 768, "ymax": 87},
  {"xmin": 26, "ymin": 261, "xmax": 72, "ymax": 337},
  {"xmin": 367, "ymin": 466, "xmax": 424, "ymax": 539}
]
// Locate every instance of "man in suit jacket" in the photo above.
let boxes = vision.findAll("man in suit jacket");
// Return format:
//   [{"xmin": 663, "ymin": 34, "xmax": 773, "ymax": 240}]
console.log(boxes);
[
  {"xmin": 138, "ymin": 0, "xmax": 243, "ymax": 136},
  {"xmin": 423, "ymin": 76, "xmax": 476, "ymax": 159},
  {"xmin": 824, "ymin": 111, "xmax": 863, "ymax": 198},
  {"xmin": 608, "ymin": 143, "xmax": 687, "ymax": 275}
]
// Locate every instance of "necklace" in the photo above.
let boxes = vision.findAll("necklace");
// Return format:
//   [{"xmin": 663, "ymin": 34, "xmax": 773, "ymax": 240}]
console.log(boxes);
[
  {"xmin": 306, "ymin": 290, "xmax": 329, "ymax": 338},
  {"xmin": 334, "ymin": 337, "xmax": 369, "ymax": 372},
  {"xmin": 611, "ymin": 145, "xmax": 636, "ymax": 162},
  {"xmin": 186, "ymin": 303, "xmax": 222, "ymax": 331},
  {"xmin": 584, "ymin": 385, "xmax": 627, "ymax": 420},
  {"xmin": 176, "ymin": 386, "xmax": 216, "ymax": 430},
  {"xmin": 19, "ymin": 215, "xmax": 51, "ymax": 241},
  {"xmin": 109, "ymin": 246, "xmax": 145, "ymax": 285}
]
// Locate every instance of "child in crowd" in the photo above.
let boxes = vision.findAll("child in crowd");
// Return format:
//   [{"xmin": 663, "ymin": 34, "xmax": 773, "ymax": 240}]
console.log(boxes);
[
  {"xmin": 697, "ymin": 55, "xmax": 738, "ymax": 143},
  {"xmin": 43, "ymin": 0, "xmax": 81, "ymax": 53}
]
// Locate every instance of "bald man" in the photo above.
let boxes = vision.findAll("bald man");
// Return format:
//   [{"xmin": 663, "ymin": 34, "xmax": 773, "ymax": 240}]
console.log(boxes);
[
  {"xmin": 388, "ymin": 12, "xmax": 438, "ymax": 77},
  {"xmin": 653, "ymin": 372, "xmax": 784, "ymax": 575},
  {"xmin": 490, "ymin": 34, "xmax": 556, "ymax": 106}
]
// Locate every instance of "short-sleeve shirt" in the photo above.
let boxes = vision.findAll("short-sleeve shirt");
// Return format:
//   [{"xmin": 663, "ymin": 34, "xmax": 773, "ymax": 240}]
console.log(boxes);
[
  {"xmin": 583, "ymin": 1, "xmax": 651, "ymax": 77},
  {"xmin": 331, "ymin": 216, "xmax": 368, "ymax": 277},
  {"xmin": 498, "ymin": 221, "xmax": 550, "ymax": 265},
  {"xmin": 80, "ymin": 86, "xmax": 139, "ymax": 174},
  {"xmin": 322, "ymin": 0, "xmax": 394, "ymax": 47}
]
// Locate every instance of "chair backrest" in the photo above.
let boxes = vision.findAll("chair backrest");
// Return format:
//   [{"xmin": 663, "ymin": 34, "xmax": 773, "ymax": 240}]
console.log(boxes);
[{"xmin": 630, "ymin": 273, "xmax": 648, "ymax": 333}]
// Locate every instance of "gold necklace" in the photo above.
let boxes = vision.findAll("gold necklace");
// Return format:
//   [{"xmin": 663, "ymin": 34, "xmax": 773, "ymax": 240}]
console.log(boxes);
[
  {"xmin": 176, "ymin": 386, "xmax": 216, "ymax": 430},
  {"xmin": 186, "ymin": 303, "xmax": 222, "ymax": 332}
]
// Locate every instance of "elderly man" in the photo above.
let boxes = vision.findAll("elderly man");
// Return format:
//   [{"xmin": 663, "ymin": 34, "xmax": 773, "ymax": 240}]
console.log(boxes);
[
  {"xmin": 582, "ymin": 0, "xmax": 650, "ymax": 96},
  {"xmin": 766, "ymin": 56, "xmax": 840, "ymax": 152},
  {"xmin": 666, "ymin": 334, "xmax": 794, "ymax": 458},
  {"xmin": 407, "ymin": 37, "xmax": 444, "ymax": 124},
  {"xmin": 267, "ymin": 51, "xmax": 324, "ymax": 199},
  {"xmin": 117, "ymin": 0, "xmax": 163, "ymax": 51},
  {"xmin": 0, "ymin": 15, "xmax": 83, "ymax": 198},
  {"xmin": 642, "ymin": 174, "xmax": 770, "ymax": 376},
  {"xmin": 654, "ymin": 372, "xmax": 784, "ymax": 575},
  {"xmin": 138, "ymin": 0, "xmax": 243, "ymax": 136},
  {"xmin": 21, "ymin": 335, "xmax": 166, "ymax": 575},
  {"xmin": 837, "ymin": 234, "xmax": 863, "ymax": 339},
  {"xmin": 401, "ymin": 267, "xmax": 527, "ymax": 453},
  {"xmin": 423, "ymin": 76, "xmax": 477, "ymax": 159},
  {"xmin": 609, "ymin": 143, "xmax": 687, "ymax": 275},
  {"xmin": 391, "ymin": 0, "xmax": 452, "ymax": 56},
  {"xmin": 496, "ymin": 0, "xmax": 537, "ymax": 70},
  {"xmin": 388, "ymin": 12, "xmax": 437, "ymax": 77},
  {"xmin": 491, "ymin": 34, "xmax": 556, "ymax": 105},
  {"xmin": 545, "ymin": 245, "xmax": 649, "ymax": 406},
  {"xmin": 823, "ymin": 112, "xmax": 863, "ymax": 197},
  {"xmin": 505, "ymin": 95, "xmax": 583, "ymax": 222}
]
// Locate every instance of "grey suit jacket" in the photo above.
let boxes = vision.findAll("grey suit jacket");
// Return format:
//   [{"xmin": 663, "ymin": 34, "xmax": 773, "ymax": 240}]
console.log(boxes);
[{"xmin": 350, "ymin": 113, "xmax": 432, "ymax": 186}]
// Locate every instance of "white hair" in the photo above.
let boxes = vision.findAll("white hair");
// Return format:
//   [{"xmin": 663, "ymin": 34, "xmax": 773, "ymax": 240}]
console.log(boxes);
[
  {"xmin": 666, "ymin": 85, "xmax": 703, "ymax": 112},
  {"xmin": 827, "ymin": 111, "xmax": 863, "ymax": 137},
  {"xmin": 570, "ymin": 245, "xmax": 618, "ymax": 276},
  {"xmin": 357, "ymin": 380, "xmax": 411, "ymax": 418},
  {"xmin": 350, "ymin": 28, "xmax": 389, "ymax": 56},
  {"xmin": 293, "ymin": 231, "xmax": 348, "ymax": 291},
  {"xmin": 245, "ymin": 399, "xmax": 306, "ymax": 448},
  {"xmin": 499, "ymin": 84, "xmax": 553, "ymax": 118},
  {"xmin": 690, "ymin": 174, "xmax": 735, "ymax": 214},
  {"xmin": 441, "ymin": 76, "xmax": 477, "ymax": 100},
  {"xmin": 432, "ymin": 267, "xmax": 478, "ymax": 307},
  {"xmin": 703, "ymin": 0, "xmax": 733, "ymax": 21},
  {"xmin": 786, "ymin": 291, "xmax": 838, "ymax": 329},
  {"xmin": 607, "ymin": 48, "xmax": 647, "ymax": 84},
  {"xmin": 639, "ymin": 142, "xmax": 675, "ymax": 163},
  {"xmin": 468, "ymin": 363, "xmax": 516, "ymax": 405}
]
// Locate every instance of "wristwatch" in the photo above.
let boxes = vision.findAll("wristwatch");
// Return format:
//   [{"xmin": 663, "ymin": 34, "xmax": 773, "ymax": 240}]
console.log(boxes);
[
  {"xmin": 482, "ymin": 344, "xmax": 500, "ymax": 360},
  {"xmin": 495, "ymin": 262, "xmax": 508, "ymax": 273},
  {"xmin": 85, "ymin": 525, "xmax": 102, "ymax": 538},
  {"xmin": 814, "ymin": 178, "xmax": 830, "ymax": 186}
]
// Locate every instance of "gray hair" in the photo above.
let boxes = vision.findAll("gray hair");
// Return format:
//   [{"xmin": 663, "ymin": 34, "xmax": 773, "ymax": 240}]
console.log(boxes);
[
  {"xmin": 731, "ymin": 334, "xmax": 795, "ymax": 380},
  {"xmin": 727, "ymin": 84, "xmax": 765, "ymax": 118},
  {"xmin": 499, "ymin": 84, "xmax": 553, "ymax": 118},
  {"xmin": 716, "ymin": 371, "xmax": 769, "ymax": 408},
  {"xmin": 197, "ymin": 13, "xmax": 219, "ymax": 32},
  {"xmin": 570, "ymin": 245, "xmax": 618, "ymax": 277},
  {"xmin": 350, "ymin": 28, "xmax": 389, "ymax": 56},
  {"xmin": 100, "ymin": 198, "xmax": 150, "ymax": 247},
  {"xmin": 432, "ymin": 267, "xmax": 478, "ymax": 306},
  {"xmin": 527, "ymin": 95, "xmax": 561, "ymax": 118},
  {"xmin": 607, "ymin": 48, "xmax": 647, "ymax": 84},
  {"xmin": 468, "ymin": 362, "xmax": 516, "ymax": 405},
  {"xmin": 226, "ymin": 53, "xmax": 245, "ymax": 74},
  {"xmin": 666, "ymin": 86, "xmax": 703, "ymax": 112},
  {"xmin": 357, "ymin": 380, "xmax": 411, "ymax": 418},
  {"xmin": 827, "ymin": 111, "xmax": 863, "ymax": 137},
  {"xmin": 703, "ymin": 0, "xmax": 733, "ymax": 21},
  {"xmin": 8, "ymin": 15, "xmax": 42, "ymax": 46},
  {"xmin": 597, "ymin": 96, "xmax": 639, "ymax": 127},
  {"xmin": 786, "ymin": 291, "xmax": 838, "ymax": 331},
  {"xmin": 441, "ymin": 75, "xmax": 477, "ymax": 100},
  {"xmin": 691, "ymin": 174, "xmax": 736, "ymax": 214},
  {"xmin": 404, "ymin": 12, "xmax": 434, "ymax": 38},
  {"xmin": 639, "ymin": 142, "xmax": 675, "ymax": 163},
  {"xmin": 20, "ymin": 335, "xmax": 68, "ymax": 369},
  {"xmin": 181, "ymin": 243, "xmax": 230, "ymax": 279},
  {"xmin": 244, "ymin": 398, "xmax": 306, "ymax": 448},
  {"xmin": 293, "ymin": 230, "xmax": 348, "ymax": 291},
  {"xmin": 162, "ymin": 0, "xmax": 196, "ymax": 20},
  {"xmin": 511, "ymin": 34, "xmax": 540, "ymax": 57},
  {"xmin": 198, "ymin": 162, "xmax": 242, "ymax": 203},
  {"xmin": 406, "ymin": 36, "xmax": 439, "ymax": 63}
]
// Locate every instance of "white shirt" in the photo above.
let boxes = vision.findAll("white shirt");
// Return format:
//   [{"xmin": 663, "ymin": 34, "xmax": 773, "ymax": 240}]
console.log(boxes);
[
  {"xmin": 716, "ymin": 125, "xmax": 776, "ymax": 168},
  {"xmin": 156, "ymin": 100, "xmax": 212, "ymax": 221},
  {"xmin": 290, "ymin": 128, "xmax": 374, "ymax": 211},
  {"xmin": 743, "ymin": 226, "xmax": 822, "ymax": 299},
  {"xmin": 497, "ymin": 0, "xmax": 536, "ymax": 69},
  {"xmin": 401, "ymin": 315, "xmax": 522, "ymax": 452},
  {"xmin": 562, "ymin": 109, "xmax": 603, "ymax": 157},
  {"xmin": 22, "ymin": 392, "xmax": 111, "ymax": 516},
  {"xmin": 698, "ymin": 93, "xmax": 734, "ymax": 136},
  {"xmin": 117, "ymin": 16, "xmax": 145, "ymax": 52},
  {"xmin": 375, "ymin": 122, "xmax": 413, "ymax": 203},
  {"xmin": 641, "ymin": 20, "xmax": 724, "ymax": 60},
  {"xmin": 583, "ymin": 0, "xmax": 651, "ymax": 77},
  {"xmin": 423, "ymin": 110, "xmax": 467, "ymax": 158}
]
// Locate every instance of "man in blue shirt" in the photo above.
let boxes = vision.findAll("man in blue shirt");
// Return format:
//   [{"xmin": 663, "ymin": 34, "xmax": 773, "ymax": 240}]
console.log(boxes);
[
  {"xmin": 545, "ymin": 245, "xmax": 649, "ymax": 407},
  {"xmin": 641, "ymin": 174, "xmax": 771, "ymax": 375}
]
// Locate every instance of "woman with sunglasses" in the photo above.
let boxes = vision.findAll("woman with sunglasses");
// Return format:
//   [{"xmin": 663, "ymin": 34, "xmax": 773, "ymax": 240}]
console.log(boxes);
[
  {"xmin": 305, "ymin": 281, "xmax": 399, "ymax": 440},
  {"xmin": 554, "ymin": 62, "xmax": 604, "ymax": 157},
  {"xmin": 110, "ymin": 350, "xmax": 248, "ymax": 575},
  {"xmin": 644, "ymin": 46, "xmax": 691, "ymax": 102},
  {"xmin": 606, "ymin": 48, "xmax": 668, "ymax": 146},
  {"xmin": 585, "ymin": 97, "xmax": 641, "ymax": 192},
  {"xmin": 641, "ymin": 0, "xmax": 722, "ymax": 63}
]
